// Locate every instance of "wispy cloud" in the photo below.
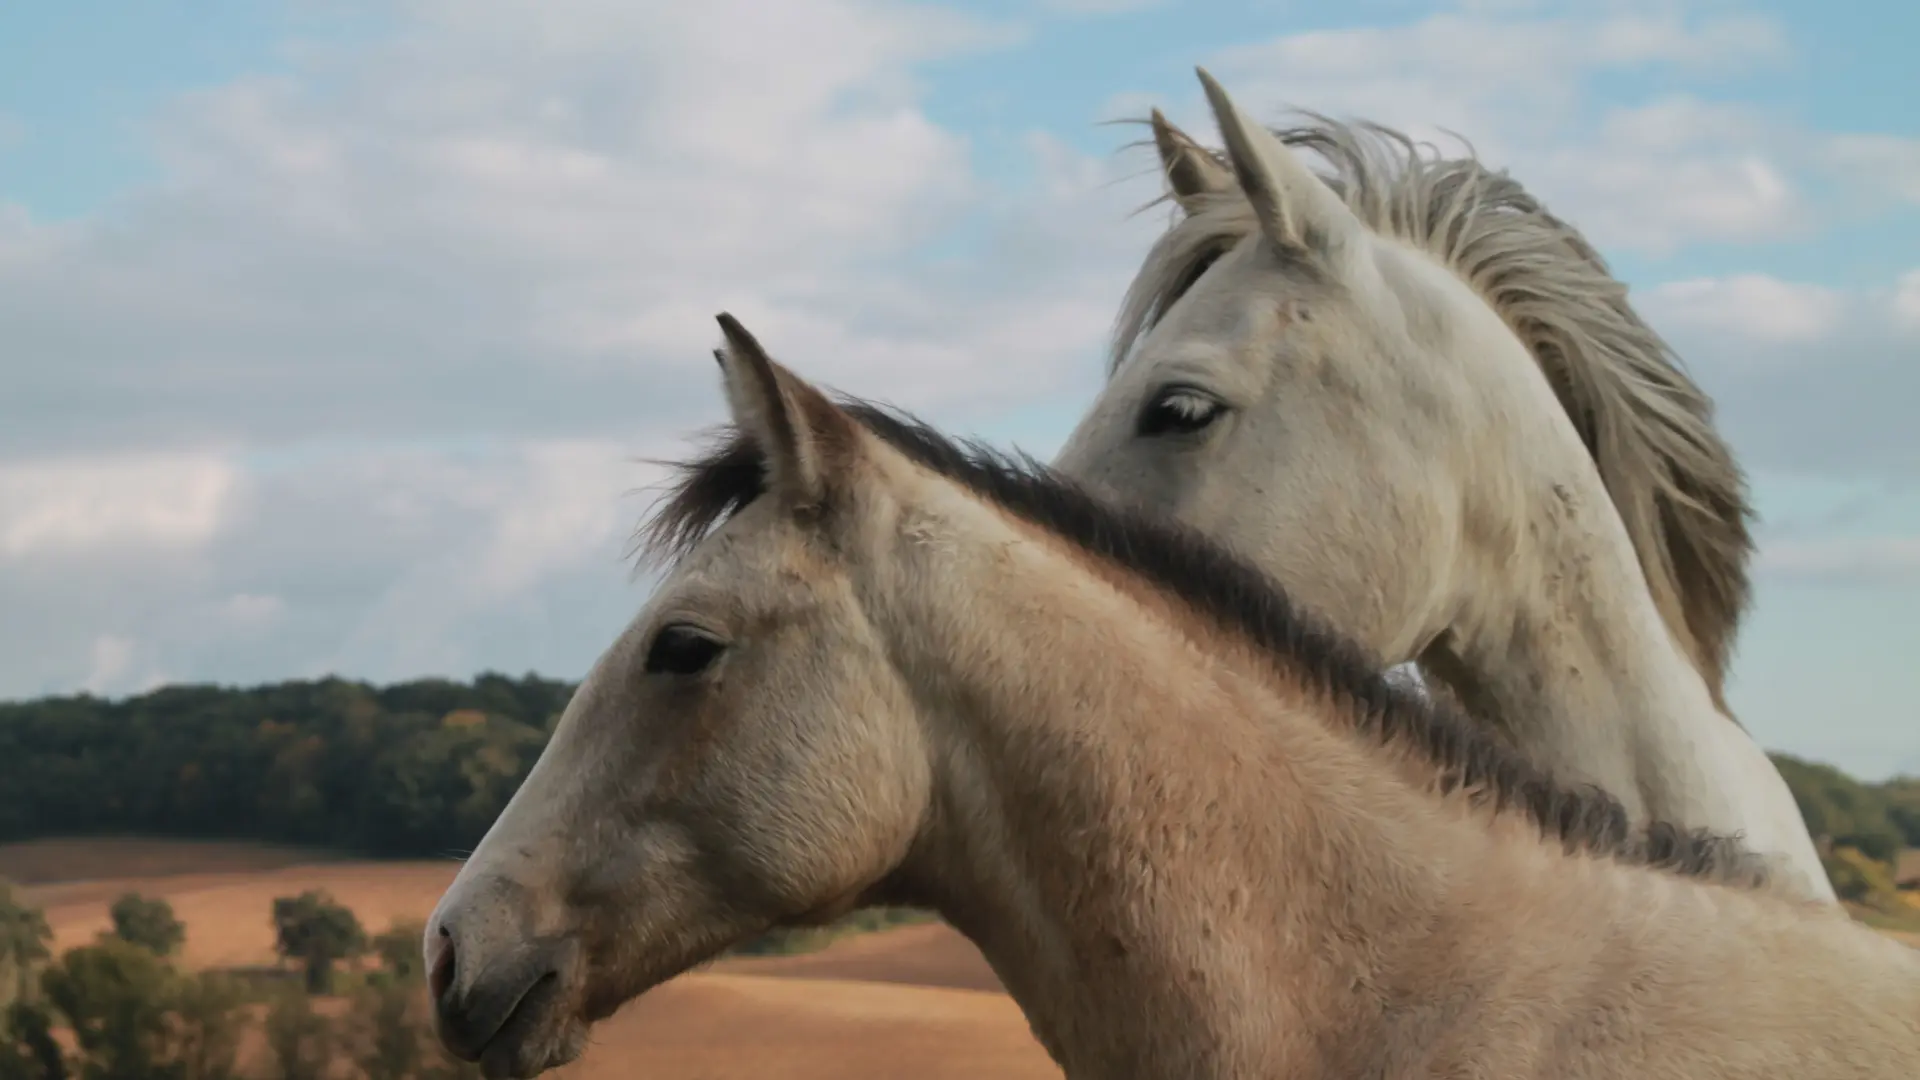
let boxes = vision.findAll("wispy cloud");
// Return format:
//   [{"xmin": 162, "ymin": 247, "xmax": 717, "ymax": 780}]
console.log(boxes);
[
  {"xmin": 1758, "ymin": 535, "xmax": 1920, "ymax": 586},
  {"xmin": 0, "ymin": 0, "xmax": 1912, "ymax": 721}
]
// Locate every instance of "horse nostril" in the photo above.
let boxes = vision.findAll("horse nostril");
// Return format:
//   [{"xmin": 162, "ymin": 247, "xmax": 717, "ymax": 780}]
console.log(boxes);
[{"xmin": 429, "ymin": 924, "xmax": 457, "ymax": 1003}]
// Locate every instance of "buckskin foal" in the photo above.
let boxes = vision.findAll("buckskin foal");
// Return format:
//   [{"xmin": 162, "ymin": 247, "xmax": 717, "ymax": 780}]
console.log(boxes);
[{"xmin": 426, "ymin": 316, "xmax": 1917, "ymax": 1080}]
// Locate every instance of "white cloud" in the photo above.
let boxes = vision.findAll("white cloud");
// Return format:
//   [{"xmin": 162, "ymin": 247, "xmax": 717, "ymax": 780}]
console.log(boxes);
[
  {"xmin": 469, "ymin": 439, "xmax": 657, "ymax": 597},
  {"xmin": 220, "ymin": 592, "xmax": 286, "ymax": 628},
  {"xmin": 1201, "ymin": 9, "xmax": 1785, "ymax": 144},
  {"xmin": 1893, "ymin": 269, "xmax": 1920, "ymax": 333},
  {"xmin": 1636, "ymin": 269, "xmax": 1920, "ymax": 482},
  {"xmin": 1151, "ymin": 8, "xmax": 1813, "ymax": 255},
  {"xmin": 0, "ymin": 0, "xmax": 1102, "ymax": 462},
  {"xmin": 74, "ymin": 633, "xmax": 173, "ymax": 697},
  {"xmin": 306, "ymin": 436, "xmax": 657, "ymax": 680},
  {"xmin": 82, "ymin": 635, "xmax": 136, "ymax": 695},
  {"xmin": 2, "ymin": 0, "xmax": 1912, "ymax": 701},
  {"xmin": 0, "ymin": 435, "xmax": 669, "ymax": 697},
  {"xmin": 0, "ymin": 0, "xmax": 1185, "ymax": 699},
  {"xmin": 0, "ymin": 453, "xmax": 239, "ymax": 559},
  {"xmin": 1757, "ymin": 536, "xmax": 1920, "ymax": 586},
  {"xmin": 1040, "ymin": 0, "xmax": 1161, "ymax": 12},
  {"xmin": 1642, "ymin": 275, "xmax": 1845, "ymax": 344},
  {"xmin": 1824, "ymin": 134, "xmax": 1920, "ymax": 206}
]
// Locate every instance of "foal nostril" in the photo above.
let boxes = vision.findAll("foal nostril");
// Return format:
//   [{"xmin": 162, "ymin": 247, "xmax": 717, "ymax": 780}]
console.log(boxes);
[
  {"xmin": 425, "ymin": 925, "xmax": 576, "ymax": 1065},
  {"xmin": 428, "ymin": 923, "xmax": 457, "ymax": 1004}
]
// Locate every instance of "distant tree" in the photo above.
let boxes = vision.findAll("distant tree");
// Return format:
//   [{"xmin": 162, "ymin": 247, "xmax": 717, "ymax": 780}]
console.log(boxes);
[
  {"xmin": 0, "ymin": 672, "xmax": 571, "ymax": 856},
  {"xmin": 260, "ymin": 987, "xmax": 333, "ymax": 1080},
  {"xmin": 1824, "ymin": 850, "xmax": 1875, "ymax": 903},
  {"xmin": 371, "ymin": 918, "xmax": 428, "ymax": 984},
  {"xmin": 107, "ymin": 893, "xmax": 186, "ymax": 958},
  {"xmin": 1848, "ymin": 828, "xmax": 1903, "ymax": 865},
  {"xmin": 1771, "ymin": 752, "xmax": 1907, "ymax": 881},
  {"xmin": 271, "ymin": 891, "xmax": 365, "ymax": 994},
  {"xmin": 0, "ymin": 881, "xmax": 53, "ymax": 1008},
  {"xmin": 168, "ymin": 972, "xmax": 245, "ymax": 1080},
  {"xmin": 346, "ymin": 980, "xmax": 424, "ymax": 1080},
  {"xmin": 40, "ymin": 938, "xmax": 180, "ymax": 1080},
  {"xmin": 0, "ymin": 1000, "xmax": 68, "ymax": 1080},
  {"xmin": 1884, "ymin": 778, "xmax": 1920, "ymax": 848}
]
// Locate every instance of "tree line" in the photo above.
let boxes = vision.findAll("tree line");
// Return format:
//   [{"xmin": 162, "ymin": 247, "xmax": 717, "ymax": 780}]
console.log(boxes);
[
  {"xmin": 0, "ymin": 673, "xmax": 1915, "ymax": 900},
  {"xmin": 1770, "ymin": 754, "xmax": 1920, "ymax": 913},
  {"xmin": 0, "ymin": 674, "xmax": 572, "ymax": 858}
]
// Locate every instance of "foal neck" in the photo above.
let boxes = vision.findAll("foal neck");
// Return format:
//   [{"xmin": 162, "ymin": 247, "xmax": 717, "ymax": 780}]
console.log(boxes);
[{"xmin": 873, "ymin": 488, "xmax": 1465, "ymax": 1078}]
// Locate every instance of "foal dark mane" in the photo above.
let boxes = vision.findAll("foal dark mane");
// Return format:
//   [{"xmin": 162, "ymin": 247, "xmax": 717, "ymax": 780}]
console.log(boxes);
[{"xmin": 637, "ymin": 396, "xmax": 1769, "ymax": 888}]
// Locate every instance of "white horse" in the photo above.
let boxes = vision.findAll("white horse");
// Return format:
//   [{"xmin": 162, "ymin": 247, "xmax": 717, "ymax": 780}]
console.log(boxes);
[{"xmin": 1051, "ymin": 69, "xmax": 1835, "ymax": 903}]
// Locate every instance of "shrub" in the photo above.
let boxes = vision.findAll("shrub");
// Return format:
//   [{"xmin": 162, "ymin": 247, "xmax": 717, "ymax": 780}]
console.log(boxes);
[{"xmin": 108, "ymin": 894, "xmax": 186, "ymax": 958}]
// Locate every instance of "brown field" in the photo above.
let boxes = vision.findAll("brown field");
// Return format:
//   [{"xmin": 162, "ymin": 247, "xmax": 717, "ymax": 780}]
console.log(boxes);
[{"xmin": 4, "ymin": 838, "xmax": 1061, "ymax": 1080}]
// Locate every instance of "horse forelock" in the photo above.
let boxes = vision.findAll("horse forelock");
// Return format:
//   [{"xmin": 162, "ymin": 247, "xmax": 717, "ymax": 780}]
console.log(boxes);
[{"xmin": 1111, "ymin": 112, "xmax": 1755, "ymax": 705}]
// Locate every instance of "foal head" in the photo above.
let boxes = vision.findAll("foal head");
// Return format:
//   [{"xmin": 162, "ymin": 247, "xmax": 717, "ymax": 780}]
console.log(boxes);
[{"xmin": 423, "ymin": 316, "xmax": 935, "ymax": 1078}]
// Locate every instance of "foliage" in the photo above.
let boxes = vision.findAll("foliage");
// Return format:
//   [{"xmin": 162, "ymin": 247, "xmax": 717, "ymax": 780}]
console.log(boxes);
[
  {"xmin": 1882, "ymin": 777, "xmax": 1920, "ymax": 850},
  {"xmin": 272, "ymin": 891, "xmax": 366, "ymax": 995},
  {"xmin": 40, "ymin": 938, "xmax": 182, "ymax": 1080},
  {"xmin": 108, "ymin": 893, "xmax": 187, "ymax": 958},
  {"xmin": 1774, "ymin": 753, "xmax": 1920, "ymax": 929},
  {"xmin": 0, "ymin": 881, "xmax": 53, "ymax": 1008},
  {"xmin": 1823, "ymin": 847, "xmax": 1881, "ymax": 903},
  {"xmin": 0, "ymin": 673, "xmax": 571, "ymax": 857},
  {"xmin": 1771, "ymin": 753, "xmax": 1912, "ymax": 853},
  {"xmin": 168, "ymin": 973, "xmax": 247, "ymax": 1080},
  {"xmin": 15, "ymin": 889, "xmax": 472, "ymax": 1080},
  {"xmin": 340, "ymin": 979, "xmax": 481, "ymax": 1080},
  {"xmin": 0, "ymin": 1000, "xmax": 67, "ymax": 1080},
  {"xmin": 260, "ymin": 987, "xmax": 334, "ymax": 1080},
  {"xmin": 369, "ymin": 920, "xmax": 427, "ymax": 985}
]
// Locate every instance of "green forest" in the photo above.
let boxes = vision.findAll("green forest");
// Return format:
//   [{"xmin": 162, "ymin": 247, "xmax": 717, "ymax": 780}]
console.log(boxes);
[
  {"xmin": 1, "ymin": 672, "xmax": 1917, "ymax": 910},
  {"xmin": 0, "ymin": 675, "xmax": 572, "ymax": 858}
]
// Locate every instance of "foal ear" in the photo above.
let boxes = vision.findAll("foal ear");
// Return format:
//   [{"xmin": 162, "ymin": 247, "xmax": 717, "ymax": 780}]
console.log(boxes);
[
  {"xmin": 713, "ymin": 312, "xmax": 852, "ymax": 510},
  {"xmin": 1193, "ymin": 67, "xmax": 1362, "ymax": 259},
  {"xmin": 1150, "ymin": 108, "xmax": 1233, "ymax": 215}
]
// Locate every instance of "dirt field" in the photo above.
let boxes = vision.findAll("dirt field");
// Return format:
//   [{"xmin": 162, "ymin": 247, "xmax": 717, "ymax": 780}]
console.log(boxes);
[{"xmin": 4, "ymin": 839, "xmax": 1060, "ymax": 1080}]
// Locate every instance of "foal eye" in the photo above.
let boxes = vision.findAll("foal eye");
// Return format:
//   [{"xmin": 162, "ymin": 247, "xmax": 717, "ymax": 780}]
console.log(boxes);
[
  {"xmin": 1136, "ymin": 386, "xmax": 1228, "ymax": 438},
  {"xmin": 644, "ymin": 624, "xmax": 728, "ymax": 677}
]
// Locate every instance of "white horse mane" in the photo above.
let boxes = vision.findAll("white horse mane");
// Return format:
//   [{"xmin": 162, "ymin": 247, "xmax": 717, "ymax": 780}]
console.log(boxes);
[{"xmin": 1112, "ymin": 112, "xmax": 1756, "ymax": 705}]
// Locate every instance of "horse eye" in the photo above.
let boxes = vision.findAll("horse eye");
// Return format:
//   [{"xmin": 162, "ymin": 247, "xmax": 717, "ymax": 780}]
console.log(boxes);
[
  {"xmin": 644, "ymin": 624, "xmax": 728, "ymax": 676},
  {"xmin": 1136, "ymin": 386, "xmax": 1228, "ymax": 438}
]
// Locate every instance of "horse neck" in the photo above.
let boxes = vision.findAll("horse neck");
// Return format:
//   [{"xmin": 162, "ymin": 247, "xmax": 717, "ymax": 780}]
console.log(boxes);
[
  {"xmin": 866, "ymin": 483, "xmax": 1478, "ymax": 1077},
  {"xmin": 1425, "ymin": 408, "xmax": 1719, "ymax": 807},
  {"xmin": 1402, "ymin": 289, "xmax": 1832, "ymax": 901}
]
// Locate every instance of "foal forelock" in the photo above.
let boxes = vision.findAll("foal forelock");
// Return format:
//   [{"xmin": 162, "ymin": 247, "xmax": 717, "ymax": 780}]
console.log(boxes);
[
  {"xmin": 1113, "ymin": 113, "xmax": 1756, "ymax": 706},
  {"xmin": 632, "ymin": 399, "xmax": 1769, "ymax": 890}
]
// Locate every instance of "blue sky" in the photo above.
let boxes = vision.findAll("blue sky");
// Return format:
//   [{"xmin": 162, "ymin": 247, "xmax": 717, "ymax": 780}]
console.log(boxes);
[{"xmin": 1, "ymin": 0, "xmax": 1915, "ymax": 778}]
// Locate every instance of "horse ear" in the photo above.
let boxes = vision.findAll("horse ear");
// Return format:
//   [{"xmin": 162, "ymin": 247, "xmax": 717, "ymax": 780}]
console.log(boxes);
[
  {"xmin": 1193, "ymin": 67, "xmax": 1362, "ymax": 258},
  {"xmin": 1150, "ymin": 108, "xmax": 1232, "ymax": 215},
  {"xmin": 712, "ymin": 313, "xmax": 850, "ymax": 510}
]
